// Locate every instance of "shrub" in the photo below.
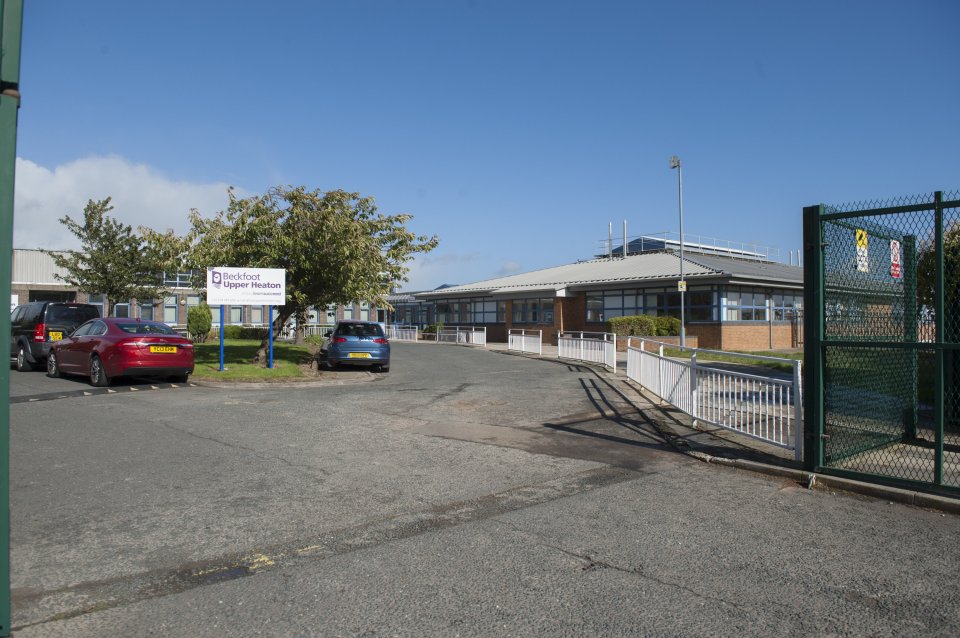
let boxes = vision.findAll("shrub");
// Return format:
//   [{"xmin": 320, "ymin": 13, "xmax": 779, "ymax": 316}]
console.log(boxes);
[
  {"xmin": 220, "ymin": 325, "xmax": 272, "ymax": 340},
  {"xmin": 423, "ymin": 322, "xmax": 444, "ymax": 334},
  {"xmin": 605, "ymin": 315, "xmax": 657, "ymax": 337},
  {"xmin": 188, "ymin": 303, "xmax": 212, "ymax": 342},
  {"xmin": 655, "ymin": 316, "xmax": 681, "ymax": 337}
]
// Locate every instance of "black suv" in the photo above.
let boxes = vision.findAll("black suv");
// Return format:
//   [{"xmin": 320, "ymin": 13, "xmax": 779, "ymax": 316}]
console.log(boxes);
[{"xmin": 10, "ymin": 302, "xmax": 101, "ymax": 371}]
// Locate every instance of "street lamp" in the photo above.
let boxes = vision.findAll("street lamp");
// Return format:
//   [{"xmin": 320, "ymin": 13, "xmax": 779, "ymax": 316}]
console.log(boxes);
[{"xmin": 669, "ymin": 155, "xmax": 686, "ymax": 347}]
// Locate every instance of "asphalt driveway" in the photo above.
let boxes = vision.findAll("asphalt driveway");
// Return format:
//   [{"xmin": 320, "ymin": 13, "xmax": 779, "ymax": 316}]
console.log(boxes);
[{"xmin": 9, "ymin": 342, "xmax": 960, "ymax": 636}]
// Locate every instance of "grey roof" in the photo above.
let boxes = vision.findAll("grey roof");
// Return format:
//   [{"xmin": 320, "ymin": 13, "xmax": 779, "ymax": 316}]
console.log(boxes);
[
  {"xmin": 682, "ymin": 253, "xmax": 803, "ymax": 285},
  {"xmin": 415, "ymin": 251, "xmax": 803, "ymax": 299}
]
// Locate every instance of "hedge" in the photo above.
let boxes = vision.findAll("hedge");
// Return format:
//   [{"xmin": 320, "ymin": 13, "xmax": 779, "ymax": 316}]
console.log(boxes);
[
  {"xmin": 605, "ymin": 315, "xmax": 681, "ymax": 338},
  {"xmin": 654, "ymin": 316, "xmax": 681, "ymax": 337},
  {"xmin": 220, "ymin": 325, "xmax": 272, "ymax": 340},
  {"xmin": 605, "ymin": 315, "xmax": 657, "ymax": 337}
]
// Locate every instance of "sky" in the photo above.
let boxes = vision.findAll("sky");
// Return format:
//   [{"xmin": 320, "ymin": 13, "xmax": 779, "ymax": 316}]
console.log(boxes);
[{"xmin": 12, "ymin": 0, "xmax": 960, "ymax": 291}]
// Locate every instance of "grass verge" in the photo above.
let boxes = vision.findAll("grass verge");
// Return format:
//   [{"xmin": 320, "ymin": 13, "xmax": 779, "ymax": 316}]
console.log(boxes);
[
  {"xmin": 661, "ymin": 347, "xmax": 802, "ymax": 373},
  {"xmin": 192, "ymin": 339, "xmax": 313, "ymax": 381}
]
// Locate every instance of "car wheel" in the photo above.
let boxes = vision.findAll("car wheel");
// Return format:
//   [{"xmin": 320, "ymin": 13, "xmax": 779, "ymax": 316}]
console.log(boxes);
[
  {"xmin": 90, "ymin": 355, "xmax": 111, "ymax": 387},
  {"xmin": 47, "ymin": 352, "xmax": 61, "ymax": 378},
  {"xmin": 16, "ymin": 345, "xmax": 33, "ymax": 372},
  {"xmin": 170, "ymin": 374, "xmax": 190, "ymax": 384},
  {"xmin": 378, "ymin": 364, "xmax": 390, "ymax": 373}
]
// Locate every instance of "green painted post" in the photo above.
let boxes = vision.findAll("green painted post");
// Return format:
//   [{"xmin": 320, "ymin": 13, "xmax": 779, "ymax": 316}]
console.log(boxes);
[
  {"xmin": 933, "ymin": 192, "xmax": 944, "ymax": 485},
  {"xmin": 802, "ymin": 205, "xmax": 825, "ymax": 471},
  {"xmin": 902, "ymin": 235, "xmax": 918, "ymax": 439},
  {"xmin": 0, "ymin": 1, "xmax": 24, "ymax": 634}
]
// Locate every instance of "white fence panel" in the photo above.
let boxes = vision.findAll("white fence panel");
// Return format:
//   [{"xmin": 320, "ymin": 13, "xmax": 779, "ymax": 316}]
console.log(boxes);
[
  {"xmin": 557, "ymin": 332, "xmax": 616, "ymax": 372},
  {"xmin": 386, "ymin": 325, "xmax": 420, "ymax": 341},
  {"xmin": 627, "ymin": 338, "xmax": 802, "ymax": 460},
  {"xmin": 436, "ymin": 326, "xmax": 487, "ymax": 347},
  {"xmin": 508, "ymin": 329, "xmax": 542, "ymax": 356}
]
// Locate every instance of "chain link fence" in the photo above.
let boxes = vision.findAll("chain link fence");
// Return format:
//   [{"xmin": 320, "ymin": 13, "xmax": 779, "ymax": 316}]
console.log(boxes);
[{"xmin": 805, "ymin": 191, "xmax": 958, "ymax": 493}]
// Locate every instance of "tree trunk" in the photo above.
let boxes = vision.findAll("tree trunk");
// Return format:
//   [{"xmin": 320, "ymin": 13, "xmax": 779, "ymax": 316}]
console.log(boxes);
[{"xmin": 252, "ymin": 307, "xmax": 293, "ymax": 364}]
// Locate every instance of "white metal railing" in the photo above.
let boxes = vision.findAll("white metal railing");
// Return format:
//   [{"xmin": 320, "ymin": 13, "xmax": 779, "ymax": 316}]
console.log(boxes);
[
  {"xmin": 508, "ymin": 329, "xmax": 542, "ymax": 356},
  {"xmin": 627, "ymin": 338, "xmax": 802, "ymax": 460},
  {"xmin": 386, "ymin": 324, "xmax": 420, "ymax": 342},
  {"xmin": 435, "ymin": 326, "xmax": 487, "ymax": 347},
  {"xmin": 558, "ymin": 331, "xmax": 617, "ymax": 372}
]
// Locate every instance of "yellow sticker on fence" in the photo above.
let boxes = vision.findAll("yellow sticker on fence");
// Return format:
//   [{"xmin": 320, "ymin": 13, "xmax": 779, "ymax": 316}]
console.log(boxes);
[
  {"xmin": 855, "ymin": 228, "xmax": 868, "ymax": 248},
  {"xmin": 855, "ymin": 228, "xmax": 869, "ymax": 272}
]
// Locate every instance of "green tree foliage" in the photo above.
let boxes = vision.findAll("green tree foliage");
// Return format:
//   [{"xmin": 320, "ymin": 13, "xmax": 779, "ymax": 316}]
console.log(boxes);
[
  {"xmin": 917, "ymin": 223, "xmax": 960, "ymax": 329},
  {"xmin": 188, "ymin": 302, "xmax": 213, "ymax": 342},
  {"xmin": 45, "ymin": 198, "xmax": 166, "ymax": 316},
  {"xmin": 181, "ymin": 186, "xmax": 438, "ymax": 362}
]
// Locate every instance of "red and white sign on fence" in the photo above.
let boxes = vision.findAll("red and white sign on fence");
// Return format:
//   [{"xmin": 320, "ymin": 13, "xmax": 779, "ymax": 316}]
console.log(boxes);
[{"xmin": 890, "ymin": 240, "xmax": 902, "ymax": 279}]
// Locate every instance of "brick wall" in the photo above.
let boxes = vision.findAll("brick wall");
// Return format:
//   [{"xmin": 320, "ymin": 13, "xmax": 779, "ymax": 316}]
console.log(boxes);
[{"xmin": 719, "ymin": 323, "xmax": 795, "ymax": 351}]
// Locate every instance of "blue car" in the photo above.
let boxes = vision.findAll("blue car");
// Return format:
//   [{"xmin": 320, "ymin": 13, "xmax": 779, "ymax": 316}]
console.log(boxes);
[{"xmin": 319, "ymin": 321, "xmax": 390, "ymax": 372}]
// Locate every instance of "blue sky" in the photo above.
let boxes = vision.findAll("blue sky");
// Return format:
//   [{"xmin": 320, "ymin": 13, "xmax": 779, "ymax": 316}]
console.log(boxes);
[{"xmin": 13, "ymin": 0, "xmax": 960, "ymax": 291}]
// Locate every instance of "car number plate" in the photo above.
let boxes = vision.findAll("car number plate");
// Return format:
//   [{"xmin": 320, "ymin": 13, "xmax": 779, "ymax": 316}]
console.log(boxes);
[
  {"xmin": 348, "ymin": 352, "xmax": 371, "ymax": 359},
  {"xmin": 49, "ymin": 331, "xmax": 63, "ymax": 341},
  {"xmin": 150, "ymin": 346, "xmax": 177, "ymax": 353}
]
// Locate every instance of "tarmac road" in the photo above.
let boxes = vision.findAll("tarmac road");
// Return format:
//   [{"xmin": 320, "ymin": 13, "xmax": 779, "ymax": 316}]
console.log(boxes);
[{"xmin": 9, "ymin": 342, "xmax": 960, "ymax": 636}]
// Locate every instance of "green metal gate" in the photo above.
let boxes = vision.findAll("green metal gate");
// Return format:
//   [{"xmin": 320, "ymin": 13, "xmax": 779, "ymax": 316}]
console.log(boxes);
[{"xmin": 803, "ymin": 191, "xmax": 959, "ymax": 494}]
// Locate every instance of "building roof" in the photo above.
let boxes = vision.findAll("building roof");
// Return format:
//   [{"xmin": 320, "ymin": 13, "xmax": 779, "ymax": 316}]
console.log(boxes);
[{"xmin": 414, "ymin": 251, "xmax": 803, "ymax": 299}]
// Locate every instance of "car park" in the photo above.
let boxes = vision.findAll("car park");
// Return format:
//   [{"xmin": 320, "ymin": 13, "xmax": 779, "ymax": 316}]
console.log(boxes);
[
  {"xmin": 47, "ymin": 318, "xmax": 194, "ymax": 386},
  {"xmin": 10, "ymin": 301, "xmax": 101, "ymax": 371},
  {"xmin": 318, "ymin": 320, "xmax": 390, "ymax": 372}
]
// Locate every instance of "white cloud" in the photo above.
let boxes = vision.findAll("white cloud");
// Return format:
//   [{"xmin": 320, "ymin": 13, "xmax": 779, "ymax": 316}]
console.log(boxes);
[{"xmin": 13, "ymin": 155, "xmax": 238, "ymax": 250}]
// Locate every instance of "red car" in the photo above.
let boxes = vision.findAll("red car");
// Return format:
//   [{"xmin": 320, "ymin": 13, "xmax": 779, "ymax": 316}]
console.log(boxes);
[{"xmin": 47, "ymin": 318, "xmax": 194, "ymax": 386}]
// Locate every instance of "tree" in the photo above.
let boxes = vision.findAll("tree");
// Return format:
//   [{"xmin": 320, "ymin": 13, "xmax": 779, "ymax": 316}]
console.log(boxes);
[
  {"xmin": 45, "ymin": 198, "xmax": 167, "ymax": 316},
  {"xmin": 180, "ymin": 186, "xmax": 438, "ymax": 362},
  {"xmin": 188, "ymin": 302, "xmax": 213, "ymax": 342}
]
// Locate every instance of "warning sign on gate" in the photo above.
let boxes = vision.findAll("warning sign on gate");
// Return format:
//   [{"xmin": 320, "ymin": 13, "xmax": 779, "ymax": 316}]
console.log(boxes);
[
  {"xmin": 855, "ymin": 228, "xmax": 869, "ymax": 273},
  {"xmin": 890, "ymin": 239, "xmax": 902, "ymax": 279}
]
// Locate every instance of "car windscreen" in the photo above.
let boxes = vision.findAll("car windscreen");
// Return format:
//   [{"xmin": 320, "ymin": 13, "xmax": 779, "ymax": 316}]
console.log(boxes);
[
  {"xmin": 45, "ymin": 305, "xmax": 100, "ymax": 325},
  {"xmin": 116, "ymin": 322, "xmax": 177, "ymax": 335},
  {"xmin": 336, "ymin": 323, "xmax": 384, "ymax": 338}
]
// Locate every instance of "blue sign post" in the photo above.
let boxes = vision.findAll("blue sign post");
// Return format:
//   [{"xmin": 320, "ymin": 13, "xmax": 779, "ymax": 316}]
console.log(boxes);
[
  {"xmin": 219, "ymin": 305, "xmax": 225, "ymax": 371},
  {"xmin": 268, "ymin": 305, "xmax": 274, "ymax": 369}
]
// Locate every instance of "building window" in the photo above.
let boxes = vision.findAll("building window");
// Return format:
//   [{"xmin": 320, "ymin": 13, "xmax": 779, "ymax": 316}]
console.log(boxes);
[
  {"xmin": 512, "ymin": 298, "xmax": 554, "ymax": 324},
  {"xmin": 250, "ymin": 306, "xmax": 263, "ymax": 324},
  {"xmin": 324, "ymin": 305, "xmax": 337, "ymax": 324},
  {"xmin": 772, "ymin": 291, "xmax": 803, "ymax": 320},
  {"xmin": 162, "ymin": 271, "xmax": 196, "ymax": 288},
  {"xmin": 187, "ymin": 295, "xmax": 201, "ymax": 309},
  {"xmin": 89, "ymin": 294, "xmax": 106, "ymax": 318},
  {"xmin": 114, "ymin": 302, "xmax": 130, "ymax": 318},
  {"xmin": 342, "ymin": 304, "xmax": 354, "ymax": 320},
  {"xmin": 724, "ymin": 287, "xmax": 768, "ymax": 322},
  {"xmin": 163, "ymin": 296, "xmax": 178, "ymax": 324},
  {"xmin": 139, "ymin": 303, "xmax": 155, "ymax": 321},
  {"xmin": 230, "ymin": 306, "xmax": 243, "ymax": 324},
  {"xmin": 359, "ymin": 303, "xmax": 370, "ymax": 321},
  {"xmin": 586, "ymin": 294, "xmax": 603, "ymax": 322}
]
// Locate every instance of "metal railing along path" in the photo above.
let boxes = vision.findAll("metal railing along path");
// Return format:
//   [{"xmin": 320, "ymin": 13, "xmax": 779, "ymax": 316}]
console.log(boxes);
[
  {"xmin": 386, "ymin": 325, "xmax": 420, "ymax": 342},
  {"xmin": 558, "ymin": 331, "xmax": 617, "ymax": 372},
  {"xmin": 507, "ymin": 329, "xmax": 542, "ymax": 356},
  {"xmin": 434, "ymin": 326, "xmax": 487, "ymax": 347},
  {"xmin": 626, "ymin": 338, "xmax": 803, "ymax": 460}
]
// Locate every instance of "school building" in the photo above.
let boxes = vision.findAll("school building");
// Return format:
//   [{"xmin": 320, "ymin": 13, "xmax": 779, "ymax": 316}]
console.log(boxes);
[{"xmin": 392, "ymin": 241, "xmax": 804, "ymax": 351}]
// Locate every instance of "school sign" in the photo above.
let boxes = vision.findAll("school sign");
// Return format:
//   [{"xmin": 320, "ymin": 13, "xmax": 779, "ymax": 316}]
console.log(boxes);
[{"xmin": 206, "ymin": 267, "xmax": 286, "ymax": 306}]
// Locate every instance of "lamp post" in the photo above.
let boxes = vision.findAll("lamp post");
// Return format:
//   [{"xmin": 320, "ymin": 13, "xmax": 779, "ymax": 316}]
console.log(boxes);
[{"xmin": 669, "ymin": 155, "xmax": 686, "ymax": 347}]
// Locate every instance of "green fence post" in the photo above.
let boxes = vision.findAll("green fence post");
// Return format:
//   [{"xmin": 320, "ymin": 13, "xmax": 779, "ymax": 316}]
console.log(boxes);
[
  {"xmin": 802, "ymin": 205, "xmax": 824, "ymax": 471},
  {"xmin": 0, "ymin": 0, "xmax": 24, "ymax": 634},
  {"xmin": 933, "ymin": 192, "xmax": 944, "ymax": 485},
  {"xmin": 902, "ymin": 235, "xmax": 918, "ymax": 439}
]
